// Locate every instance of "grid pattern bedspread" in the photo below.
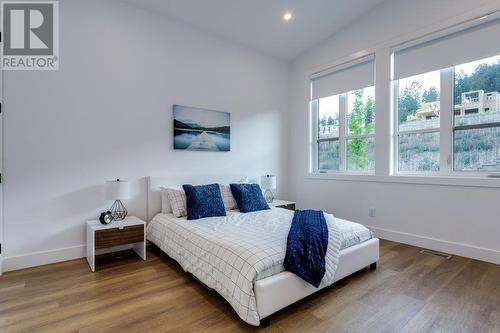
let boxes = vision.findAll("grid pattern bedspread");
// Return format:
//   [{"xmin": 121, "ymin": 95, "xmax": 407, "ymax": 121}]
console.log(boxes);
[
  {"xmin": 147, "ymin": 208, "xmax": 342, "ymax": 326},
  {"xmin": 336, "ymin": 218, "xmax": 374, "ymax": 249}
]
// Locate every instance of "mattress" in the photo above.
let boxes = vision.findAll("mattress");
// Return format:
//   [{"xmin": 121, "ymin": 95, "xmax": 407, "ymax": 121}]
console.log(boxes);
[{"xmin": 147, "ymin": 208, "xmax": 373, "ymax": 281}]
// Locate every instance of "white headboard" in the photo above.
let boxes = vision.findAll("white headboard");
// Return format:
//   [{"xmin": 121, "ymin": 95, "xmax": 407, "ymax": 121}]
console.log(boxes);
[{"xmin": 147, "ymin": 175, "xmax": 256, "ymax": 221}]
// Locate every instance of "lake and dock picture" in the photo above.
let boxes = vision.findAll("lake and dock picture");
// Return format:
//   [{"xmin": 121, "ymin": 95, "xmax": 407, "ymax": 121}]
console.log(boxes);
[{"xmin": 173, "ymin": 105, "xmax": 231, "ymax": 151}]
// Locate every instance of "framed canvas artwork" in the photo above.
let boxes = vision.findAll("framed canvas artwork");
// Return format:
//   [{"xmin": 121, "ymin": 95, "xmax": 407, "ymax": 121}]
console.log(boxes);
[{"xmin": 173, "ymin": 105, "xmax": 230, "ymax": 151}]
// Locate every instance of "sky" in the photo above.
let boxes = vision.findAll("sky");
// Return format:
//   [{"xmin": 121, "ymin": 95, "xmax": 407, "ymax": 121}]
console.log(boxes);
[
  {"xmin": 318, "ymin": 94, "xmax": 339, "ymax": 120},
  {"xmin": 174, "ymin": 105, "xmax": 230, "ymax": 128}
]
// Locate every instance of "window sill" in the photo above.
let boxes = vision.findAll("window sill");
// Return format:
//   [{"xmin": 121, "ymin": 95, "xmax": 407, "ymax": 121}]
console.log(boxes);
[{"xmin": 305, "ymin": 172, "xmax": 500, "ymax": 188}]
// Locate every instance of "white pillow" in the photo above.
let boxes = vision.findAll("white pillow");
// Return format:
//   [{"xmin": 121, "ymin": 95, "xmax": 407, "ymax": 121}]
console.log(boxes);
[
  {"xmin": 166, "ymin": 188, "xmax": 187, "ymax": 217},
  {"xmin": 219, "ymin": 184, "xmax": 238, "ymax": 211},
  {"xmin": 159, "ymin": 187, "xmax": 172, "ymax": 214}
]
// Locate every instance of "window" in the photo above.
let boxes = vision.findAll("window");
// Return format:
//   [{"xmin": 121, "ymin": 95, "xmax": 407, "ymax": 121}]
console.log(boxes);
[
  {"xmin": 453, "ymin": 55, "xmax": 500, "ymax": 172},
  {"xmin": 395, "ymin": 71, "xmax": 441, "ymax": 172},
  {"xmin": 310, "ymin": 56, "xmax": 375, "ymax": 173},
  {"xmin": 308, "ymin": 18, "xmax": 500, "ymax": 181},
  {"xmin": 394, "ymin": 56, "xmax": 500, "ymax": 174},
  {"xmin": 393, "ymin": 18, "xmax": 500, "ymax": 175}
]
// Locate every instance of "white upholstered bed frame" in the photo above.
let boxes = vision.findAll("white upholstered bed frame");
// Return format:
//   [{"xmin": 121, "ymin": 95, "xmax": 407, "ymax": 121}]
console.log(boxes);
[{"xmin": 147, "ymin": 176, "xmax": 379, "ymax": 326}]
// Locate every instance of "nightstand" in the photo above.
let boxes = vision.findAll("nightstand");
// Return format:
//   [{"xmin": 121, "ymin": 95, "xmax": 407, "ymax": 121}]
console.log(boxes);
[
  {"xmin": 269, "ymin": 200, "xmax": 296, "ymax": 211},
  {"xmin": 86, "ymin": 216, "xmax": 146, "ymax": 272}
]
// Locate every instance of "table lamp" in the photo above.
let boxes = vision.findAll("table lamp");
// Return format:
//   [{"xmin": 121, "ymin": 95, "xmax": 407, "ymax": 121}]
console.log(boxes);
[
  {"xmin": 106, "ymin": 179, "xmax": 130, "ymax": 221},
  {"xmin": 261, "ymin": 175, "xmax": 276, "ymax": 203}
]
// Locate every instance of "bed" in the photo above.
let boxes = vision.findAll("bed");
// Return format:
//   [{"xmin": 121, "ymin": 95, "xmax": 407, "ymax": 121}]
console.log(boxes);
[{"xmin": 146, "ymin": 177, "xmax": 379, "ymax": 326}]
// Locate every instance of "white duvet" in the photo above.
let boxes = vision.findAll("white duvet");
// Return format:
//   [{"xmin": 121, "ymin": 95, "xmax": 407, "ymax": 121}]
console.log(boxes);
[{"xmin": 147, "ymin": 208, "xmax": 371, "ymax": 326}]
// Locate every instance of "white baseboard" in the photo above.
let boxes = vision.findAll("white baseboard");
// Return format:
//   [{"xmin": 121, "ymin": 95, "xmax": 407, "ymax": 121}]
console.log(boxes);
[
  {"xmin": 368, "ymin": 225, "xmax": 500, "ymax": 265},
  {"xmin": 2, "ymin": 227, "xmax": 499, "ymax": 272},
  {"xmin": 2, "ymin": 245, "xmax": 86, "ymax": 272},
  {"xmin": 2, "ymin": 244, "xmax": 139, "ymax": 272}
]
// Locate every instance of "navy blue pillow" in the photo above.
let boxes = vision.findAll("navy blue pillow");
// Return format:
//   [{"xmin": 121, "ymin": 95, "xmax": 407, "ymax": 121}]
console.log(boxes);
[
  {"xmin": 229, "ymin": 183, "xmax": 270, "ymax": 213},
  {"xmin": 182, "ymin": 184, "xmax": 226, "ymax": 220}
]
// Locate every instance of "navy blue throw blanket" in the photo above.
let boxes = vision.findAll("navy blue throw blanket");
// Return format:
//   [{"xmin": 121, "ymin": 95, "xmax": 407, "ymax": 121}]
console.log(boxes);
[{"xmin": 283, "ymin": 210, "xmax": 329, "ymax": 288}]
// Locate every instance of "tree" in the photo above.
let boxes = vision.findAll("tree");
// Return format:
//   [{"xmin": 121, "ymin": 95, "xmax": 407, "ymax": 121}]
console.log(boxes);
[
  {"xmin": 422, "ymin": 87, "xmax": 439, "ymax": 103},
  {"xmin": 454, "ymin": 69, "xmax": 470, "ymax": 104},
  {"xmin": 365, "ymin": 96, "xmax": 375, "ymax": 128},
  {"xmin": 319, "ymin": 116, "xmax": 327, "ymax": 127},
  {"xmin": 347, "ymin": 90, "xmax": 375, "ymax": 170},
  {"xmin": 327, "ymin": 116, "xmax": 334, "ymax": 126},
  {"xmin": 398, "ymin": 81, "xmax": 421, "ymax": 123}
]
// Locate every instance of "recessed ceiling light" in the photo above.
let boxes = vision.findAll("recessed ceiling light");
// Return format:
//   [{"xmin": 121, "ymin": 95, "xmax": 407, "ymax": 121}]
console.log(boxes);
[{"xmin": 283, "ymin": 12, "xmax": 293, "ymax": 21}]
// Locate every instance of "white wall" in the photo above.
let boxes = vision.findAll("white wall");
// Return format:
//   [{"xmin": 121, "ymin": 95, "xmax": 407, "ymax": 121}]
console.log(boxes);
[
  {"xmin": 289, "ymin": 0, "xmax": 500, "ymax": 264},
  {"xmin": 2, "ymin": 0, "xmax": 289, "ymax": 271}
]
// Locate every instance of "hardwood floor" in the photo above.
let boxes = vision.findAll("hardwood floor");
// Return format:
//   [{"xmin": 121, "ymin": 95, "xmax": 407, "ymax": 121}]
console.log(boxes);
[{"xmin": 0, "ymin": 240, "xmax": 499, "ymax": 333}]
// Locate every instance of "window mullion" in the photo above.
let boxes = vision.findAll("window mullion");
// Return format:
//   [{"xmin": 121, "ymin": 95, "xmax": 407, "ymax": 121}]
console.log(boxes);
[
  {"xmin": 310, "ymin": 99, "xmax": 319, "ymax": 173},
  {"xmin": 454, "ymin": 122, "xmax": 500, "ymax": 131},
  {"xmin": 397, "ymin": 128, "xmax": 441, "ymax": 136},
  {"xmin": 339, "ymin": 93, "xmax": 347, "ymax": 171},
  {"xmin": 440, "ymin": 68, "xmax": 453, "ymax": 174},
  {"xmin": 317, "ymin": 137, "xmax": 340, "ymax": 142},
  {"xmin": 393, "ymin": 79, "xmax": 400, "ymax": 173},
  {"xmin": 346, "ymin": 133, "xmax": 376, "ymax": 140}
]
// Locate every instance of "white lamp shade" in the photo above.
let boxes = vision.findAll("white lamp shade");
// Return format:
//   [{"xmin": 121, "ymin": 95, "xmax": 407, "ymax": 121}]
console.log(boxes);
[
  {"xmin": 106, "ymin": 179, "xmax": 130, "ymax": 200},
  {"xmin": 261, "ymin": 175, "xmax": 276, "ymax": 190}
]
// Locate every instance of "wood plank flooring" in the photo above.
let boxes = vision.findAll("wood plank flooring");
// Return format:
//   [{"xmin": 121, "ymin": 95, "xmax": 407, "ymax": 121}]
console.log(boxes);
[{"xmin": 0, "ymin": 240, "xmax": 499, "ymax": 333}]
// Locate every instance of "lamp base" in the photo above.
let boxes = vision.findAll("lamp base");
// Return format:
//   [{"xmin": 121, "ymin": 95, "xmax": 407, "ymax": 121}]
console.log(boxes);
[
  {"xmin": 110, "ymin": 200, "xmax": 128, "ymax": 221},
  {"xmin": 264, "ymin": 189, "xmax": 274, "ymax": 203}
]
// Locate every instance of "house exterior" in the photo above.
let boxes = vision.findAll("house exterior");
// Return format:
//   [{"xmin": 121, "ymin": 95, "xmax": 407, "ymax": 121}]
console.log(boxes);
[
  {"xmin": 407, "ymin": 101, "xmax": 440, "ymax": 121},
  {"xmin": 454, "ymin": 90, "xmax": 500, "ymax": 116},
  {"xmin": 406, "ymin": 90, "xmax": 500, "ymax": 121}
]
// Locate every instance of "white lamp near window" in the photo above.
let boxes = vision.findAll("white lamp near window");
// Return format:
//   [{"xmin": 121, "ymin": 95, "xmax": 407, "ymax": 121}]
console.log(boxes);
[
  {"xmin": 106, "ymin": 179, "xmax": 130, "ymax": 221},
  {"xmin": 261, "ymin": 175, "xmax": 276, "ymax": 203}
]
